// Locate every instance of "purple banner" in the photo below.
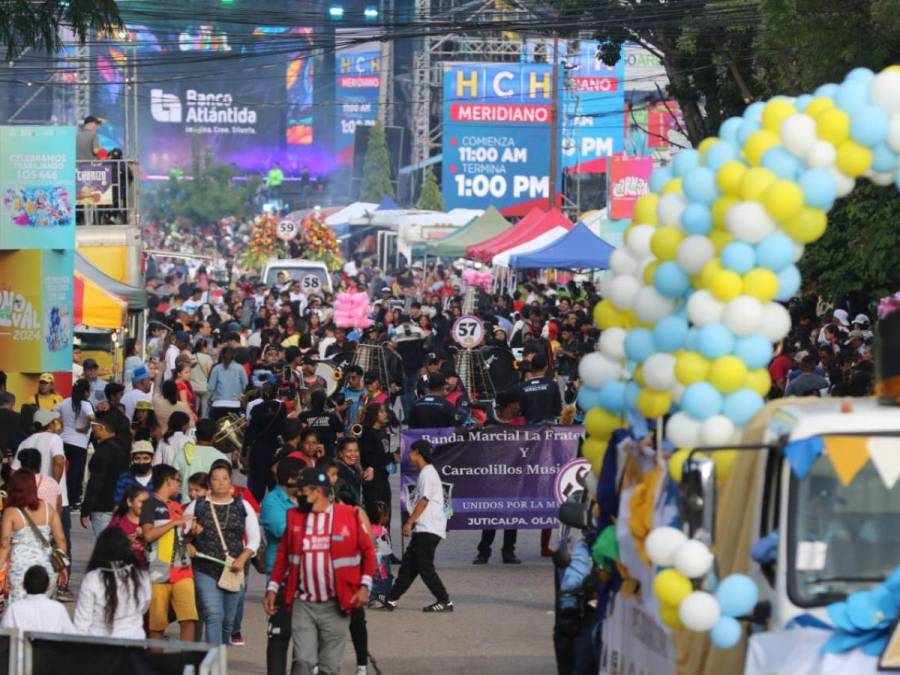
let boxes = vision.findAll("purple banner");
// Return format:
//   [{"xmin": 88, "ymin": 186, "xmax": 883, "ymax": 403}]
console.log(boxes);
[{"xmin": 400, "ymin": 425, "xmax": 582, "ymax": 530}]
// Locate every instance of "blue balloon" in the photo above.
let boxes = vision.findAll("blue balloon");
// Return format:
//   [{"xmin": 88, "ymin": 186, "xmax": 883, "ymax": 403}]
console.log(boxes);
[
  {"xmin": 797, "ymin": 169, "xmax": 837, "ymax": 211},
  {"xmin": 845, "ymin": 67, "xmax": 875, "ymax": 84},
  {"xmin": 681, "ymin": 382, "xmax": 724, "ymax": 420},
  {"xmin": 653, "ymin": 315, "xmax": 689, "ymax": 353},
  {"xmin": 698, "ymin": 323, "xmax": 736, "ymax": 360},
  {"xmin": 672, "ymin": 149, "xmax": 701, "ymax": 177},
  {"xmin": 649, "ymin": 166, "xmax": 674, "ymax": 193},
  {"xmin": 598, "ymin": 381, "xmax": 627, "ymax": 413},
  {"xmin": 794, "ymin": 94, "xmax": 813, "ymax": 111},
  {"xmin": 716, "ymin": 574, "xmax": 759, "ymax": 617},
  {"xmin": 835, "ymin": 79, "xmax": 870, "ymax": 114},
  {"xmin": 722, "ymin": 389, "xmax": 764, "ymax": 427},
  {"xmin": 872, "ymin": 143, "xmax": 899, "ymax": 173},
  {"xmin": 761, "ymin": 146, "xmax": 802, "ymax": 180},
  {"xmin": 743, "ymin": 101, "xmax": 764, "ymax": 122},
  {"xmin": 624, "ymin": 382, "xmax": 641, "ymax": 412},
  {"xmin": 851, "ymin": 106, "xmax": 889, "ymax": 147},
  {"xmin": 755, "ymin": 233, "xmax": 795, "ymax": 272},
  {"xmin": 710, "ymin": 616, "xmax": 743, "ymax": 649},
  {"xmin": 814, "ymin": 83, "xmax": 839, "ymax": 98},
  {"xmin": 718, "ymin": 117, "xmax": 744, "ymax": 144},
  {"xmin": 776, "ymin": 265, "xmax": 801, "ymax": 301},
  {"xmin": 682, "ymin": 203, "xmax": 713, "ymax": 235},
  {"xmin": 624, "ymin": 328, "xmax": 656, "ymax": 364},
  {"xmin": 684, "ymin": 327, "xmax": 700, "ymax": 352},
  {"xmin": 577, "ymin": 385, "xmax": 604, "ymax": 411},
  {"xmin": 654, "ymin": 262, "xmax": 691, "ymax": 299},
  {"xmin": 736, "ymin": 120, "xmax": 760, "ymax": 146},
  {"xmin": 733, "ymin": 335, "xmax": 774, "ymax": 369},
  {"xmin": 706, "ymin": 141, "xmax": 739, "ymax": 171},
  {"xmin": 721, "ymin": 242, "xmax": 756, "ymax": 274},
  {"xmin": 682, "ymin": 166, "xmax": 718, "ymax": 205}
]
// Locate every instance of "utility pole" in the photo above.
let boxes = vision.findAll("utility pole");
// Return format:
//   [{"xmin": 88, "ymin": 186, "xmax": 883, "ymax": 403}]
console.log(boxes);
[{"xmin": 548, "ymin": 31, "xmax": 559, "ymax": 209}]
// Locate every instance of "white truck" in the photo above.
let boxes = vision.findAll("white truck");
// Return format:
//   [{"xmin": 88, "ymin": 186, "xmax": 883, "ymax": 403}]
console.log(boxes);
[{"xmin": 261, "ymin": 258, "xmax": 333, "ymax": 295}]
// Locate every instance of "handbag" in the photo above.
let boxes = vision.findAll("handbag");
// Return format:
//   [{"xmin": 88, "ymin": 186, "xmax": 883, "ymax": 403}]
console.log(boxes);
[
  {"xmin": 208, "ymin": 500, "xmax": 245, "ymax": 593},
  {"xmin": 20, "ymin": 507, "xmax": 69, "ymax": 573}
]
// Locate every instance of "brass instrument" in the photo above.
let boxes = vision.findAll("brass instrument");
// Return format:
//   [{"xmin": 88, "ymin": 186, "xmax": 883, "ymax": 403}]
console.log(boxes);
[
  {"xmin": 212, "ymin": 413, "xmax": 246, "ymax": 455},
  {"xmin": 348, "ymin": 423, "xmax": 363, "ymax": 438},
  {"xmin": 314, "ymin": 362, "xmax": 343, "ymax": 397}
]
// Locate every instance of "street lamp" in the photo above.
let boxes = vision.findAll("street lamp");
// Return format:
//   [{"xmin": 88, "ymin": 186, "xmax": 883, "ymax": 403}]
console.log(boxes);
[{"xmin": 328, "ymin": 4, "xmax": 344, "ymax": 19}]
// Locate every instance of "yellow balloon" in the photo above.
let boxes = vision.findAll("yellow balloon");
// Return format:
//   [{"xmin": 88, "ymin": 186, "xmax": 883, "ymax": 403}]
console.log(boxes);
[
  {"xmin": 653, "ymin": 569, "xmax": 692, "ymax": 606},
  {"xmin": 816, "ymin": 108, "xmax": 850, "ymax": 146},
  {"xmin": 584, "ymin": 408, "xmax": 621, "ymax": 438},
  {"xmin": 709, "ymin": 229, "xmax": 734, "ymax": 254},
  {"xmin": 668, "ymin": 448, "xmax": 692, "ymax": 483},
  {"xmin": 634, "ymin": 365, "xmax": 645, "ymax": 387},
  {"xmin": 698, "ymin": 137, "xmax": 720, "ymax": 156},
  {"xmin": 582, "ymin": 435, "xmax": 607, "ymax": 464},
  {"xmin": 634, "ymin": 193, "xmax": 660, "ymax": 226},
  {"xmin": 643, "ymin": 260, "xmax": 660, "ymax": 286},
  {"xmin": 699, "ymin": 258, "xmax": 723, "ymax": 289},
  {"xmin": 745, "ymin": 368, "xmax": 772, "ymax": 397},
  {"xmin": 762, "ymin": 179, "xmax": 804, "ymax": 221},
  {"xmin": 709, "ymin": 355, "xmax": 749, "ymax": 393},
  {"xmin": 836, "ymin": 141, "xmax": 873, "ymax": 177},
  {"xmin": 662, "ymin": 177, "xmax": 683, "ymax": 194},
  {"xmin": 783, "ymin": 206, "xmax": 827, "ymax": 243},
  {"xmin": 739, "ymin": 166, "xmax": 777, "ymax": 202},
  {"xmin": 762, "ymin": 99, "xmax": 797, "ymax": 132},
  {"xmin": 620, "ymin": 309, "xmax": 638, "ymax": 331},
  {"xmin": 713, "ymin": 450, "xmax": 739, "ymax": 481},
  {"xmin": 744, "ymin": 129, "xmax": 780, "ymax": 166},
  {"xmin": 590, "ymin": 453, "xmax": 605, "ymax": 476},
  {"xmin": 675, "ymin": 352, "xmax": 711, "ymax": 385},
  {"xmin": 804, "ymin": 96, "xmax": 835, "ymax": 118},
  {"xmin": 716, "ymin": 161, "xmax": 747, "ymax": 197},
  {"xmin": 710, "ymin": 269, "xmax": 744, "ymax": 301},
  {"xmin": 637, "ymin": 388, "xmax": 671, "ymax": 418},
  {"xmin": 712, "ymin": 196, "xmax": 739, "ymax": 230},
  {"xmin": 650, "ymin": 226, "xmax": 684, "ymax": 261},
  {"xmin": 660, "ymin": 604, "xmax": 684, "ymax": 630},
  {"xmin": 743, "ymin": 267, "xmax": 779, "ymax": 302},
  {"xmin": 594, "ymin": 299, "xmax": 626, "ymax": 329}
]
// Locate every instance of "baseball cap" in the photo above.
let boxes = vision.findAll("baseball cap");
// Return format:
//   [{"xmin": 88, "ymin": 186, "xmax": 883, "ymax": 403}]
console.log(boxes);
[
  {"xmin": 131, "ymin": 440, "xmax": 154, "ymax": 456},
  {"xmin": 426, "ymin": 352, "xmax": 441, "ymax": 364},
  {"xmin": 135, "ymin": 400, "xmax": 153, "ymax": 411},
  {"xmin": 530, "ymin": 354, "xmax": 548, "ymax": 372},
  {"xmin": 83, "ymin": 358, "xmax": 99, "ymax": 370},
  {"xmin": 299, "ymin": 468, "xmax": 330, "ymax": 489},
  {"xmin": 833, "ymin": 309, "xmax": 850, "ymax": 327},
  {"xmin": 853, "ymin": 313, "xmax": 870, "ymax": 325},
  {"xmin": 38, "ymin": 373, "xmax": 54, "ymax": 384},
  {"xmin": 410, "ymin": 439, "xmax": 433, "ymax": 462},
  {"xmin": 83, "ymin": 115, "xmax": 103, "ymax": 125},
  {"xmin": 33, "ymin": 408, "xmax": 60, "ymax": 427},
  {"xmin": 132, "ymin": 365, "xmax": 150, "ymax": 383}
]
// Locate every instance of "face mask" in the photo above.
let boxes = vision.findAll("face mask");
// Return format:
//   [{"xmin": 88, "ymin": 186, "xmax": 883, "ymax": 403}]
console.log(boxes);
[{"xmin": 132, "ymin": 463, "xmax": 152, "ymax": 476}]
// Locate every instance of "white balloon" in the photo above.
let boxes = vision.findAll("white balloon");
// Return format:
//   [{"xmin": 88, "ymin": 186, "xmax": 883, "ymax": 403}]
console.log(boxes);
[
  {"xmin": 626, "ymin": 224, "xmax": 656, "ymax": 261},
  {"xmin": 657, "ymin": 193, "xmax": 688, "ymax": 228},
  {"xmin": 759, "ymin": 302, "xmax": 792, "ymax": 343},
  {"xmin": 866, "ymin": 169, "xmax": 895, "ymax": 187},
  {"xmin": 699, "ymin": 415, "xmax": 737, "ymax": 446},
  {"xmin": 679, "ymin": 591, "xmax": 722, "ymax": 632},
  {"xmin": 609, "ymin": 248, "xmax": 640, "ymax": 277},
  {"xmin": 671, "ymin": 382, "xmax": 686, "ymax": 405},
  {"xmin": 677, "ymin": 235, "xmax": 716, "ymax": 274},
  {"xmin": 870, "ymin": 70, "xmax": 900, "ymax": 115},
  {"xmin": 608, "ymin": 274, "xmax": 641, "ymax": 310},
  {"xmin": 725, "ymin": 201, "xmax": 776, "ymax": 243},
  {"xmin": 779, "ymin": 113, "xmax": 817, "ymax": 157},
  {"xmin": 644, "ymin": 353, "xmax": 678, "ymax": 392},
  {"xmin": 645, "ymin": 527, "xmax": 687, "ymax": 567},
  {"xmin": 687, "ymin": 289, "xmax": 725, "ymax": 326},
  {"xmin": 599, "ymin": 274, "xmax": 615, "ymax": 299},
  {"xmin": 673, "ymin": 540, "xmax": 715, "ymax": 579},
  {"xmin": 578, "ymin": 352, "xmax": 622, "ymax": 388},
  {"xmin": 828, "ymin": 167, "xmax": 855, "ymax": 197},
  {"xmin": 666, "ymin": 411, "xmax": 701, "ymax": 449},
  {"xmin": 888, "ymin": 114, "xmax": 900, "ymax": 153},
  {"xmin": 722, "ymin": 295, "xmax": 764, "ymax": 336},
  {"xmin": 599, "ymin": 327, "xmax": 627, "ymax": 361},
  {"xmin": 805, "ymin": 140, "xmax": 837, "ymax": 169},
  {"xmin": 792, "ymin": 242, "xmax": 805, "ymax": 263},
  {"xmin": 634, "ymin": 286, "xmax": 676, "ymax": 324}
]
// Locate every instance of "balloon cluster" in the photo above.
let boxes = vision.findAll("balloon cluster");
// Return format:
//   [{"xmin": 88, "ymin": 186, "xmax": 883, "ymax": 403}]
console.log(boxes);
[
  {"xmin": 461, "ymin": 268, "xmax": 492, "ymax": 291},
  {"xmin": 334, "ymin": 291, "xmax": 372, "ymax": 329},
  {"xmin": 646, "ymin": 527, "xmax": 758, "ymax": 649},
  {"xmin": 580, "ymin": 65, "xmax": 900, "ymax": 469}
]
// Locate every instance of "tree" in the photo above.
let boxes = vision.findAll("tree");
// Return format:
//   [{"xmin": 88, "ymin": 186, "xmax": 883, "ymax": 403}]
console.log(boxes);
[
  {"xmin": 359, "ymin": 121, "xmax": 395, "ymax": 202},
  {"xmin": 416, "ymin": 167, "xmax": 444, "ymax": 211},
  {"xmin": 1, "ymin": 0, "xmax": 121, "ymax": 59}
]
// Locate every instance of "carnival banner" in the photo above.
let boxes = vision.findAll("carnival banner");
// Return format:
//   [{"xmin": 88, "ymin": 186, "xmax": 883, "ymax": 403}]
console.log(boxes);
[
  {"xmin": 400, "ymin": 425, "xmax": 581, "ymax": 530},
  {"xmin": 609, "ymin": 155, "xmax": 653, "ymax": 219},
  {"xmin": 0, "ymin": 126, "xmax": 76, "ymax": 249}
]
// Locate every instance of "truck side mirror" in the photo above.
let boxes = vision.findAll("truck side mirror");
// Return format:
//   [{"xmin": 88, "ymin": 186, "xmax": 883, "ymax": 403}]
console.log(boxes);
[{"xmin": 680, "ymin": 455, "xmax": 717, "ymax": 544}]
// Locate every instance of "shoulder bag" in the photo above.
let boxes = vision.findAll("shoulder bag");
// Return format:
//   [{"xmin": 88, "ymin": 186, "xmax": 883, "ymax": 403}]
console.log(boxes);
[
  {"xmin": 20, "ymin": 507, "xmax": 69, "ymax": 573},
  {"xmin": 208, "ymin": 499, "xmax": 245, "ymax": 592}
]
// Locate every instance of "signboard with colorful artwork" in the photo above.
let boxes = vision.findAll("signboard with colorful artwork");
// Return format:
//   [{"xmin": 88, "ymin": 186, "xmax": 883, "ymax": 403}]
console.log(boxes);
[
  {"xmin": 609, "ymin": 156, "xmax": 653, "ymax": 219},
  {"xmin": 0, "ymin": 126, "xmax": 76, "ymax": 250},
  {"xmin": 0, "ymin": 249, "xmax": 74, "ymax": 372},
  {"xmin": 334, "ymin": 31, "xmax": 381, "ymax": 167}
]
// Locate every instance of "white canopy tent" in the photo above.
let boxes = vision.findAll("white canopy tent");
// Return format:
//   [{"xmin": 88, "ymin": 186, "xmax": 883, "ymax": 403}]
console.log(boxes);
[
  {"xmin": 324, "ymin": 202, "xmax": 379, "ymax": 226},
  {"xmin": 491, "ymin": 226, "xmax": 568, "ymax": 267}
]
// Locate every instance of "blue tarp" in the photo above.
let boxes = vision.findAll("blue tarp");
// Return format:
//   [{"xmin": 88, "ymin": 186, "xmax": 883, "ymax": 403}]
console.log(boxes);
[
  {"xmin": 509, "ymin": 222, "xmax": 616, "ymax": 269},
  {"xmin": 376, "ymin": 196, "xmax": 399, "ymax": 210}
]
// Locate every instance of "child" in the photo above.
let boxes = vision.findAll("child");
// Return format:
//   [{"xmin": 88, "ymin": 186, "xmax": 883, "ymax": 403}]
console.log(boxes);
[
  {"xmin": 109, "ymin": 484, "xmax": 150, "ymax": 568},
  {"xmin": 187, "ymin": 472, "xmax": 209, "ymax": 501},
  {"xmin": 368, "ymin": 500, "xmax": 394, "ymax": 604},
  {"xmin": 1, "ymin": 565, "xmax": 75, "ymax": 633}
]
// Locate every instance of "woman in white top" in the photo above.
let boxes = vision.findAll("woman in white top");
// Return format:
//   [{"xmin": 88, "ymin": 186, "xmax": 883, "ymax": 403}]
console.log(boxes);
[
  {"xmin": 154, "ymin": 411, "xmax": 192, "ymax": 466},
  {"xmin": 74, "ymin": 528, "xmax": 150, "ymax": 639},
  {"xmin": 55, "ymin": 379, "xmax": 94, "ymax": 507}
]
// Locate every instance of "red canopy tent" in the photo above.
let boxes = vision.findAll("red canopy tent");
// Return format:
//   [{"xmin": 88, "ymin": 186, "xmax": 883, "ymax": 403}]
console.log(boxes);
[{"xmin": 467, "ymin": 207, "xmax": 573, "ymax": 263}]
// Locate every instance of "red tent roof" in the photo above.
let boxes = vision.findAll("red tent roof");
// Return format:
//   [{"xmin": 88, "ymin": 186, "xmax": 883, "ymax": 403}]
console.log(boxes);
[
  {"xmin": 465, "ymin": 207, "xmax": 545, "ymax": 262},
  {"xmin": 467, "ymin": 207, "xmax": 573, "ymax": 263}
]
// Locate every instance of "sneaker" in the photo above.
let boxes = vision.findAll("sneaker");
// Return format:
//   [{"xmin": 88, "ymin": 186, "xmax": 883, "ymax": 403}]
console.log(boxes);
[
  {"xmin": 472, "ymin": 555, "xmax": 489, "ymax": 565},
  {"xmin": 377, "ymin": 594, "xmax": 397, "ymax": 611},
  {"xmin": 56, "ymin": 588, "xmax": 74, "ymax": 603},
  {"xmin": 230, "ymin": 633, "xmax": 245, "ymax": 646},
  {"xmin": 502, "ymin": 554, "xmax": 522, "ymax": 565},
  {"xmin": 423, "ymin": 601, "xmax": 454, "ymax": 612},
  {"xmin": 357, "ymin": 667, "xmax": 368, "ymax": 675}
]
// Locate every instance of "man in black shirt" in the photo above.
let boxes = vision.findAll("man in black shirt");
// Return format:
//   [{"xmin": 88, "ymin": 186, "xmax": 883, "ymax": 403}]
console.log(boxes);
[
  {"xmin": 81, "ymin": 413, "xmax": 130, "ymax": 534},
  {"xmin": 298, "ymin": 389, "xmax": 344, "ymax": 456},
  {"xmin": 415, "ymin": 353, "xmax": 445, "ymax": 399},
  {"xmin": 555, "ymin": 326, "xmax": 581, "ymax": 381},
  {"xmin": 409, "ymin": 374, "xmax": 456, "ymax": 429},
  {"xmin": 520, "ymin": 354, "xmax": 562, "ymax": 424}
]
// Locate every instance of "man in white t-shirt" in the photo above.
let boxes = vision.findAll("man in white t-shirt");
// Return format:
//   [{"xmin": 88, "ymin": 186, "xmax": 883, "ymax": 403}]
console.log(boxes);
[
  {"xmin": 381, "ymin": 440, "xmax": 453, "ymax": 612},
  {"xmin": 122, "ymin": 365, "xmax": 153, "ymax": 420}
]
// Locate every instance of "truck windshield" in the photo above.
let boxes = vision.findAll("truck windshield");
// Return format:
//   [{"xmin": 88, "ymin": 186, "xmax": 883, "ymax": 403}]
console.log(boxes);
[
  {"xmin": 264, "ymin": 267, "xmax": 329, "ymax": 293},
  {"xmin": 788, "ymin": 436, "xmax": 900, "ymax": 607}
]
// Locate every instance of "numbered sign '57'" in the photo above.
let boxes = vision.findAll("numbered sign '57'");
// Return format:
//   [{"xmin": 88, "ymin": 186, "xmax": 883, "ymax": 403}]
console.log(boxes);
[{"xmin": 451, "ymin": 315, "xmax": 485, "ymax": 349}]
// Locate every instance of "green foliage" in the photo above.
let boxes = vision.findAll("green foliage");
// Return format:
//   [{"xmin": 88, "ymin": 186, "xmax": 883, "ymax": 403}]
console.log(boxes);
[
  {"xmin": 359, "ymin": 121, "xmax": 395, "ymax": 202},
  {"xmin": 1, "ymin": 0, "xmax": 121, "ymax": 59},
  {"xmin": 416, "ymin": 167, "xmax": 444, "ymax": 211}
]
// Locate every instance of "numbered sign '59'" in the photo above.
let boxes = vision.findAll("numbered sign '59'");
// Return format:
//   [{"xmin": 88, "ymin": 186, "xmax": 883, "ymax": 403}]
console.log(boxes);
[{"xmin": 276, "ymin": 220, "xmax": 299, "ymax": 242}]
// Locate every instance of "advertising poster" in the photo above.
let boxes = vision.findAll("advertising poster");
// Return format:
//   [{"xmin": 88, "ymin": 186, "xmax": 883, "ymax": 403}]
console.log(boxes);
[
  {"xmin": 334, "ymin": 30, "xmax": 381, "ymax": 167},
  {"xmin": 609, "ymin": 156, "xmax": 653, "ymax": 219},
  {"xmin": 0, "ymin": 249, "xmax": 73, "ymax": 373},
  {"xmin": 76, "ymin": 162, "xmax": 114, "ymax": 206},
  {"xmin": 0, "ymin": 126, "xmax": 76, "ymax": 250},
  {"xmin": 400, "ymin": 425, "xmax": 581, "ymax": 530}
]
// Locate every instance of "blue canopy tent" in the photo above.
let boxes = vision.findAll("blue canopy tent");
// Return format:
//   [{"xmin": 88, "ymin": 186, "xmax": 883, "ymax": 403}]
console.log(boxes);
[{"xmin": 509, "ymin": 222, "xmax": 616, "ymax": 269}]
